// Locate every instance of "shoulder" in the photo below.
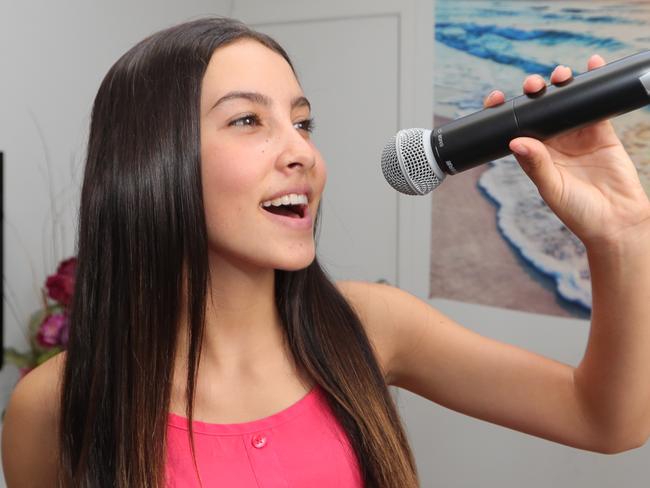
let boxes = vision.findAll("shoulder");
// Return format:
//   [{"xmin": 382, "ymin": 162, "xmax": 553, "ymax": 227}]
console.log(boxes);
[
  {"xmin": 2, "ymin": 351, "xmax": 65, "ymax": 487},
  {"xmin": 336, "ymin": 280, "xmax": 406, "ymax": 322},
  {"xmin": 336, "ymin": 279, "xmax": 434, "ymax": 328},
  {"xmin": 336, "ymin": 280, "xmax": 432, "ymax": 384}
]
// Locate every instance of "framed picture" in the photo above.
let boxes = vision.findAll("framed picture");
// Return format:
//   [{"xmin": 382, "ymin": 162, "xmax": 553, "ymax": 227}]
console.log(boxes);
[{"xmin": 431, "ymin": 0, "xmax": 650, "ymax": 318}]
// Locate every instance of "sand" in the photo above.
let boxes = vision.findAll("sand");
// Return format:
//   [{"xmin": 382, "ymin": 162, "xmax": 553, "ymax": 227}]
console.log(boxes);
[{"xmin": 429, "ymin": 115, "xmax": 590, "ymax": 319}]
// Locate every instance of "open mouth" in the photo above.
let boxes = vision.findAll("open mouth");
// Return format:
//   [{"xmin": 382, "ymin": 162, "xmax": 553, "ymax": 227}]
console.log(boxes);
[
  {"xmin": 262, "ymin": 203, "xmax": 307, "ymax": 219},
  {"xmin": 261, "ymin": 193, "xmax": 309, "ymax": 219}
]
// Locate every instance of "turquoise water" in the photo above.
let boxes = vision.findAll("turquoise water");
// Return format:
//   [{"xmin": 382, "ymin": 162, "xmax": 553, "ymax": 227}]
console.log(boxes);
[
  {"xmin": 434, "ymin": 0, "xmax": 650, "ymax": 311},
  {"xmin": 435, "ymin": 0, "xmax": 650, "ymax": 115}
]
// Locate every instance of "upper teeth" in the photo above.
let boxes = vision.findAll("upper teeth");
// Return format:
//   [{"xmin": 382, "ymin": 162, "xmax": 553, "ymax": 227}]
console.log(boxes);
[{"xmin": 261, "ymin": 193, "xmax": 308, "ymax": 207}]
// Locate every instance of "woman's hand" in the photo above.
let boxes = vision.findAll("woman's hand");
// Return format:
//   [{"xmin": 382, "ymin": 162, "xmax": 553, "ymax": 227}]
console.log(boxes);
[{"xmin": 484, "ymin": 55, "xmax": 650, "ymax": 249}]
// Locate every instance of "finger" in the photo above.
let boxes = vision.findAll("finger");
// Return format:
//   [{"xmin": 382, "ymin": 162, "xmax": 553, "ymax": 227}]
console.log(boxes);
[
  {"xmin": 509, "ymin": 137, "xmax": 562, "ymax": 203},
  {"xmin": 523, "ymin": 74, "xmax": 546, "ymax": 94},
  {"xmin": 483, "ymin": 90, "xmax": 505, "ymax": 108},
  {"xmin": 550, "ymin": 65, "xmax": 573, "ymax": 85},
  {"xmin": 588, "ymin": 54, "xmax": 606, "ymax": 71}
]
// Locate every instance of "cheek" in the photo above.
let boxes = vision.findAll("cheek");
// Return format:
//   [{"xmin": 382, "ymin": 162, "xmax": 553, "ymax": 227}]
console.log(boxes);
[
  {"xmin": 201, "ymin": 141, "xmax": 266, "ymax": 195},
  {"xmin": 201, "ymin": 156, "xmax": 256, "ymax": 227},
  {"xmin": 319, "ymin": 158, "xmax": 328, "ymax": 185},
  {"xmin": 314, "ymin": 154, "xmax": 328, "ymax": 195}
]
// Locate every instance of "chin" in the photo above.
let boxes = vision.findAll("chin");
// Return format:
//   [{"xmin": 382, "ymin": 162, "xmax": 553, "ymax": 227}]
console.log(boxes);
[{"xmin": 274, "ymin": 250, "xmax": 316, "ymax": 272}]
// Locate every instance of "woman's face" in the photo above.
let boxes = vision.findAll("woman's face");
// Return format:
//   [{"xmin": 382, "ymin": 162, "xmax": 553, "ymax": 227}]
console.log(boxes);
[{"xmin": 199, "ymin": 39, "xmax": 326, "ymax": 272}]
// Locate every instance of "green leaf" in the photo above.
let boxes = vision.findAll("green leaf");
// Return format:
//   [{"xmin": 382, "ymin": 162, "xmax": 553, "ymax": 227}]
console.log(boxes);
[
  {"xmin": 28, "ymin": 308, "xmax": 48, "ymax": 337},
  {"xmin": 3, "ymin": 348, "xmax": 35, "ymax": 368},
  {"xmin": 36, "ymin": 347, "xmax": 62, "ymax": 365}
]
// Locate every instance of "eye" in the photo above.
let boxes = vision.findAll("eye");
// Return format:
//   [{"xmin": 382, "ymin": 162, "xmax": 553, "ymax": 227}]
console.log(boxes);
[
  {"xmin": 229, "ymin": 114, "xmax": 261, "ymax": 128},
  {"xmin": 294, "ymin": 117, "xmax": 315, "ymax": 133}
]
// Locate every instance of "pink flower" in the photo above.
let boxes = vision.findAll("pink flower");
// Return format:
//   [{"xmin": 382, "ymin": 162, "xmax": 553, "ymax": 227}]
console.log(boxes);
[
  {"xmin": 60, "ymin": 323, "xmax": 69, "ymax": 346},
  {"xmin": 45, "ymin": 257, "xmax": 77, "ymax": 306},
  {"xmin": 57, "ymin": 257, "xmax": 76, "ymax": 277},
  {"xmin": 36, "ymin": 313, "xmax": 69, "ymax": 348}
]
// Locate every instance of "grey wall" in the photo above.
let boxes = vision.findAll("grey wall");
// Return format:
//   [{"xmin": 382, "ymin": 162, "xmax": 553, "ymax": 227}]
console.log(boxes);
[{"xmin": 1, "ymin": 1, "xmax": 648, "ymax": 487}]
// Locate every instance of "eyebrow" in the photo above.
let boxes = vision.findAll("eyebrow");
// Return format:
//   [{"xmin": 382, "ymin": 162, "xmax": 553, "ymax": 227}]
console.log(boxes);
[{"xmin": 210, "ymin": 90, "xmax": 311, "ymax": 112}]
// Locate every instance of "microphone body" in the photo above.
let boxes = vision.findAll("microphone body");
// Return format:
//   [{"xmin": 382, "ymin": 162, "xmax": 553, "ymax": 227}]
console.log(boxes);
[{"xmin": 382, "ymin": 50, "xmax": 650, "ymax": 195}]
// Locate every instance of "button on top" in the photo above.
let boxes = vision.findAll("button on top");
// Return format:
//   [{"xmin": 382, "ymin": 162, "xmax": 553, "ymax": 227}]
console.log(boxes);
[{"xmin": 252, "ymin": 434, "xmax": 267, "ymax": 449}]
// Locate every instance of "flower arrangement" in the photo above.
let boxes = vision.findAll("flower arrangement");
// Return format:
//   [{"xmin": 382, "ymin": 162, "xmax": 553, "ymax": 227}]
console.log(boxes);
[{"xmin": 3, "ymin": 257, "xmax": 76, "ymax": 379}]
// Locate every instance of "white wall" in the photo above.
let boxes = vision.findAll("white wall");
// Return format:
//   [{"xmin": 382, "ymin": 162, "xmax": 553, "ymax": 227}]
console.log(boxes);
[
  {"xmin": 0, "ymin": 0, "xmax": 235, "ymax": 394},
  {"xmin": 2, "ymin": 1, "xmax": 649, "ymax": 487},
  {"xmin": 403, "ymin": 299, "xmax": 650, "ymax": 487},
  {"xmin": 0, "ymin": 2, "xmax": 237, "ymax": 486}
]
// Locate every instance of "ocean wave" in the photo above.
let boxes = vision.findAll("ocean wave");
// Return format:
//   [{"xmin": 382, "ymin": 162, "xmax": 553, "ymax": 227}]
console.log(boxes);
[
  {"xmin": 560, "ymin": 8, "xmax": 588, "ymax": 14},
  {"xmin": 477, "ymin": 159, "xmax": 592, "ymax": 310},
  {"xmin": 472, "ymin": 5, "xmax": 642, "ymax": 25},
  {"xmin": 435, "ymin": 22, "xmax": 626, "ymax": 75},
  {"xmin": 542, "ymin": 13, "xmax": 642, "ymax": 25},
  {"xmin": 436, "ymin": 22, "xmax": 625, "ymax": 46},
  {"xmin": 476, "ymin": 9, "xmax": 519, "ymax": 17}
]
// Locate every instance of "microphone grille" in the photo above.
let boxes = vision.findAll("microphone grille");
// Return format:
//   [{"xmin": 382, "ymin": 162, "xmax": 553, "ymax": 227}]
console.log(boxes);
[{"xmin": 380, "ymin": 128, "xmax": 443, "ymax": 195}]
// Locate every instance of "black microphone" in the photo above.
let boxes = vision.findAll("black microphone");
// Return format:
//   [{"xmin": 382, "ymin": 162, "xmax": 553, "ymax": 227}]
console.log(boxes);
[{"xmin": 381, "ymin": 50, "xmax": 650, "ymax": 195}]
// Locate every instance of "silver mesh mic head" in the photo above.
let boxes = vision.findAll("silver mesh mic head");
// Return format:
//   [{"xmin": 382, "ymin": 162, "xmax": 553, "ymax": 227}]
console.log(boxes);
[{"xmin": 380, "ymin": 128, "xmax": 445, "ymax": 195}]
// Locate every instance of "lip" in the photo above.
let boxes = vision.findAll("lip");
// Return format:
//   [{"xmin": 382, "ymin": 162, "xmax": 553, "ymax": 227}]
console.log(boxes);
[
  {"xmin": 260, "ymin": 204, "xmax": 313, "ymax": 230},
  {"xmin": 261, "ymin": 184, "xmax": 313, "ymax": 204}
]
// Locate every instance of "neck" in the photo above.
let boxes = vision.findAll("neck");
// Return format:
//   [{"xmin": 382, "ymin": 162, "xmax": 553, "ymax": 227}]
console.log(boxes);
[
  {"xmin": 176, "ymin": 253, "xmax": 288, "ymax": 374},
  {"xmin": 170, "ymin": 256, "xmax": 313, "ymax": 417}
]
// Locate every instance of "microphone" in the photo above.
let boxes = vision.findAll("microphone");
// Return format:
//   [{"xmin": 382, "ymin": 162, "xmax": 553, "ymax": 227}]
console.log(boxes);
[{"xmin": 381, "ymin": 50, "xmax": 650, "ymax": 195}]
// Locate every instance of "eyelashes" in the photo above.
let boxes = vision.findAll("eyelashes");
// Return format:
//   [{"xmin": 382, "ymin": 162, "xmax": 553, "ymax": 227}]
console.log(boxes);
[
  {"xmin": 295, "ymin": 117, "xmax": 315, "ymax": 133},
  {"xmin": 229, "ymin": 114, "xmax": 315, "ymax": 133},
  {"xmin": 229, "ymin": 114, "xmax": 261, "ymax": 128}
]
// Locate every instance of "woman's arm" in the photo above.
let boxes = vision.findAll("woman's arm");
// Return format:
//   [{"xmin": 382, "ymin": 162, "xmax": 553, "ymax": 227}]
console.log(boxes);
[
  {"xmin": 2, "ymin": 353, "xmax": 64, "ymax": 487},
  {"xmin": 505, "ymin": 55, "xmax": 650, "ymax": 451},
  {"xmin": 573, "ymin": 224, "xmax": 650, "ymax": 451},
  {"xmin": 343, "ymin": 280, "xmax": 628, "ymax": 453},
  {"xmin": 343, "ymin": 54, "xmax": 650, "ymax": 454}
]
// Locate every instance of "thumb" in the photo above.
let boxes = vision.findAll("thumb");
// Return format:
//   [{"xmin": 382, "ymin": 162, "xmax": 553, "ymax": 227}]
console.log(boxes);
[{"xmin": 509, "ymin": 137, "xmax": 561, "ymax": 200}]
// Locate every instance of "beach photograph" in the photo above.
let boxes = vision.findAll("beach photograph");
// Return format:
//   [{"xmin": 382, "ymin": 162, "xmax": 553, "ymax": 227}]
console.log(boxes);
[{"xmin": 430, "ymin": 0, "xmax": 650, "ymax": 318}]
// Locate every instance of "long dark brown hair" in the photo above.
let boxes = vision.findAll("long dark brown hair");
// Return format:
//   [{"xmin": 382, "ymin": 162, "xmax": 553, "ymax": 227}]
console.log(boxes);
[{"xmin": 58, "ymin": 17, "xmax": 418, "ymax": 487}]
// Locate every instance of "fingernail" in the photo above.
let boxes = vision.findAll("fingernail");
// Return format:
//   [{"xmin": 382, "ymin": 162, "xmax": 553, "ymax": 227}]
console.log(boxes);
[
  {"xmin": 487, "ymin": 90, "xmax": 498, "ymax": 100},
  {"xmin": 511, "ymin": 142, "xmax": 529, "ymax": 156}
]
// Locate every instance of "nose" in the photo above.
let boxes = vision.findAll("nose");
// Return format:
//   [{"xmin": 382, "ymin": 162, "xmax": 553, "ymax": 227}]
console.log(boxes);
[{"xmin": 275, "ymin": 124, "xmax": 317, "ymax": 173}]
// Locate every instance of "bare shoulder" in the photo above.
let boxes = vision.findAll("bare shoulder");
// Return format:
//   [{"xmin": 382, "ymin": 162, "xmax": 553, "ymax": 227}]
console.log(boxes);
[
  {"xmin": 2, "ymin": 351, "xmax": 66, "ymax": 487},
  {"xmin": 336, "ymin": 280, "xmax": 463, "ymax": 387},
  {"xmin": 336, "ymin": 280, "xmax": 424, "ymax": 384},
  {"xmin": 336, "ymin": 279, "xmax": 432, "ymax": 331},
  {"xmin": 336, "ymin": 279, "xmax": 407, "ymax": 318}
]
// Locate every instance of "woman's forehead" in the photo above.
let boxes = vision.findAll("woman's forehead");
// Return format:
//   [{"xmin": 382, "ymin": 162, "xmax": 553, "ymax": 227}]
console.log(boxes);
[{"xmin": 201, "ymin": 39, "xmax": 303, "ymax": 109}]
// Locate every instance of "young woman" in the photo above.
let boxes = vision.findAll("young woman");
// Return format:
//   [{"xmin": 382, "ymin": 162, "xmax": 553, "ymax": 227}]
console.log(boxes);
[{"xmin": 2, "ymin": 17, "xmax": 649, "ymax": 488}]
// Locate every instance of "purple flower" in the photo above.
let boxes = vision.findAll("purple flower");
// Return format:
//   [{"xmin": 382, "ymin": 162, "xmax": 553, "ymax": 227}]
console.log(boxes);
[
  {"xmin": 60, "ymin": 322, "xmax": 69, "ymax": 346},
  {"xmin": 45, "ymin": 257, "xmax": 77, "ymax": 307},
  {"xmin": 36, "ymin": 313, "xmax": 69, "ymax": 348}
]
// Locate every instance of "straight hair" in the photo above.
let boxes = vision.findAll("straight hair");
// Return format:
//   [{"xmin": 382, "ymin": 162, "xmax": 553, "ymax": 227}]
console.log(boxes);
[{"xmin": 58, "ymin": 17, "xmax": 418, "ymax": 487}]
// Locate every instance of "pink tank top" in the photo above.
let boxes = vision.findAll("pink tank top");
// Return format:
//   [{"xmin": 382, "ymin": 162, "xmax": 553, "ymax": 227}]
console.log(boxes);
[{"xmin": 165, "ymin": 385, "xmax": 364, "ymax": 487}]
